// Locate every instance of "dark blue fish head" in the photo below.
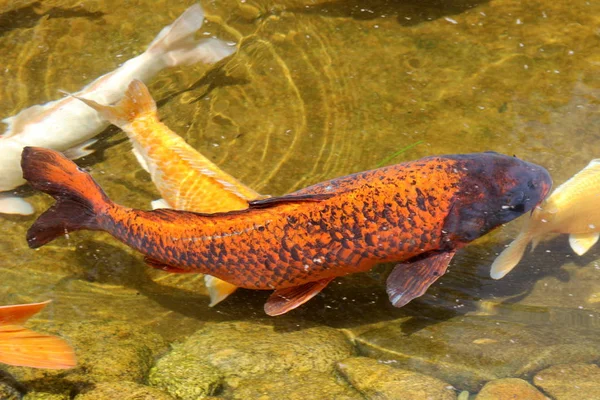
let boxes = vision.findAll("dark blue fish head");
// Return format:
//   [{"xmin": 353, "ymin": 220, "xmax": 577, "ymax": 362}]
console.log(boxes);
[{"xmin": 442, "ymin": 152, "xmax": 552, "ymax": 245}]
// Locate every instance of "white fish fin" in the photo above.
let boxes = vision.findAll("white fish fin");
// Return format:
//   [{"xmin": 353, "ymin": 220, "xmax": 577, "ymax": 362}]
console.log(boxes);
[
  {"xmin": 62, "ymin": 138, "xmax": 98, "ymax": 159},
  {"xmin": 569, "ymin": 232, "xmax": 600, "ymax": 256},
  {"xmin": 132, "ymin": 146, "xmax": 150, "ymax": 173},
  {"xmin": 0, "ymin": 193, "xmax": 34, "ymax": 215},
  {"xmin": 490, "ymin": 233, "xmax": 532, "ymax": 279},
  {"xmin": 147, "ymin": 4, "xmax": 235, "ymax": 68},
  {"xmin": 151, "ymin": 198, "xmax": 171, "ymax": 210},
  {"xmin": 204, "ymin": 275, "xmax": 238, "ymax": 307}
]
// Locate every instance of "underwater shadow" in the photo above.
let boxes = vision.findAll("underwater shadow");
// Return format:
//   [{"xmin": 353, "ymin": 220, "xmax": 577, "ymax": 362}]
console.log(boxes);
[
  {"xmin": 288, "ymin": 0, "xmax": 489, "ymax": 26},
  {"xmin": 0, "ymin": 2, "xmax": 104, "ymax": 37},
  {"xmin": 68, "ymin": 240, "xmax": 462, "ymax": 332}
]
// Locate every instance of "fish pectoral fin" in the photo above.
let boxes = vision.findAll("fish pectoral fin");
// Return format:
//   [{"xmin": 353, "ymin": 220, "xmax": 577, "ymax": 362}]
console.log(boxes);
[
  {"xmin": 0, "ymin": 325, "xmax": 76, "ymax": 369},
  {"xmin": 569, "ymin": 232, "xmax": 600, "ymax": 256},
  {"xmin": 62, "ymin": 138, "xmax": 98, "ymax": 160},
  {"xmin": 386, "ymin": 250, "xmax": 456, "ymax": 308},
  {"xmin": 204, "ymin": 275, "xmax": 238, "ymax": 307},
  {"xmin": 144, "ymin": 257, "xmax": 193, "ymax": 273},
  {"xmin": 264, "ymin": 278, "xmax": 334, "ymax": 316}
]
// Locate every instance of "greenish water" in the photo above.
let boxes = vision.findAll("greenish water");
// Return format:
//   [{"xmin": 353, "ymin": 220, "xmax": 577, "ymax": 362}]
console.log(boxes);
[{"xmin": 1, "ymin": 0, "xmax": 600, "ymax": 399}]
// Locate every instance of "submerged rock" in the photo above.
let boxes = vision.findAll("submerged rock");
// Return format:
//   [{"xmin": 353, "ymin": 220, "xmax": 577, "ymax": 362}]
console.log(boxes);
[
  {"xmin": 150, "ymin": 321, "xmax": 354, "ymax": 396},
  {"xmin": 336, "ymin": 356, "xmax": 456, "ymax": 400},
  {"xmin": 149, "ymin": 354, "xmax": 223, "ymax": 400},
  {"xmin": 6, "ymin": 320, "xmax": 167, "ymax": 394},
  {"xmin": 474, "ymin": 378, "xmax": 547, "ymax": 400},
  {"xmin": 23, "ymin": 394, "xmax": 69, "ymax": 400},
  {"xmin": 231, "ymin": 371, "xmax": 361, "ymax": 400},
  {"xmin": 0, "ymin": 379, "xmax": 20, "ymax": 400},
  {"xmin": 355, "ymin": 315, "xmax": 600, "ymax": 391},
  {"xmin": 533, "ymin": 363, "xmax": 600, "ymax": 400},
  {"xmin": 74, "ymin": 381, "xmax": 174, "ymax": 400}
]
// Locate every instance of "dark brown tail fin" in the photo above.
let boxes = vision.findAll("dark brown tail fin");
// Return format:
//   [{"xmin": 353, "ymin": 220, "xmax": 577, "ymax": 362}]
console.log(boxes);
[{"xmin": 21, "ymin": 147, "xmax": 111, "ymax": 248}]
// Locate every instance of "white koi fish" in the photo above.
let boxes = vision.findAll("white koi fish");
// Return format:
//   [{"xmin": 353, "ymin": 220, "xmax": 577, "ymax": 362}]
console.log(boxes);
[
  {"xmin": 0, "ymin": 3, "xmax": 234, "ymax": 215},
  {"xmin": 491, "ymin": 159, "xmax": 600, "ymax": 279}
]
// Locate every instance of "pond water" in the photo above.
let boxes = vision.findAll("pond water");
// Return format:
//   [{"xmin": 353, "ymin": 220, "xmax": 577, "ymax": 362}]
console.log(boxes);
[{"xmin": 1, "ymin": 0, "xmax": 599, "ymax": 399}]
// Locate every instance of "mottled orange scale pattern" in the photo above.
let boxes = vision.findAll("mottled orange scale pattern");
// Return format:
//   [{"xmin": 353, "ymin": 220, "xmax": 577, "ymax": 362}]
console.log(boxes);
[
  {"xmin": 128, "ymin": 116, "xmax": 260, "ymax": 213},
  {"xmin": 104, "ymin": 157, "xmax": 463, "ymax": 290}
]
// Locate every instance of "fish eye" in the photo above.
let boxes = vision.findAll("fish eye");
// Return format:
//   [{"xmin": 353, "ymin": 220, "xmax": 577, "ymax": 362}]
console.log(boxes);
[{"xmin": 527, "ymin": 180, "xmax": 536, "ymax": 189}]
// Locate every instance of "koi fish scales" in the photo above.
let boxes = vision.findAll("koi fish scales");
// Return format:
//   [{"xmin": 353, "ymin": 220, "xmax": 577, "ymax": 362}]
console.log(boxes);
[
  {"xmin": 110, "ymin": 159, "xmax": 460, "ymax": 288},
  {"xmin": 23, "ymin": 148, "xmax": 551, "ymax": 315}
]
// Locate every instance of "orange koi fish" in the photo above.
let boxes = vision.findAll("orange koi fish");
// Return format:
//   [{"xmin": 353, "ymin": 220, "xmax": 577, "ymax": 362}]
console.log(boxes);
[
  {"xmin": 0, "ymin": 300, "xmax": 76, "ymax": 369},
  {"xmin": 22, "ymin": 147, "xmax": 551, "ymax": 315},
  {"xmin": 75, "ymin": 80, "xmax": 267, "ymax": 306}
]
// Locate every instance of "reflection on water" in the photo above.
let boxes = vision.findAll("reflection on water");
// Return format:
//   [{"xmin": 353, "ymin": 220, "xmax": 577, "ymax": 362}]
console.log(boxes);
[{"xmin": 1, "ymin": 0, "xmax": 600, "ymax": 398}]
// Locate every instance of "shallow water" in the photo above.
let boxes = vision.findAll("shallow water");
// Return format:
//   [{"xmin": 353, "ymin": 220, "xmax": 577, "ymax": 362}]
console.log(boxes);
[{"xmin": 1, "ymin": 0, "xmax": 600, "ymax": 399}]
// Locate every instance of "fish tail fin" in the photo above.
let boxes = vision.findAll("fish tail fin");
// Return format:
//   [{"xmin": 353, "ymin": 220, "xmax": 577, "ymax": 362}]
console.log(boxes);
[
  {"xmin": 0, "ymin": 326, "xmax": 76, "ymax": 369},
  {"xmin": 75, "ymin": 80, "xmax": 157, "ymax": 127},
  {"xmin": 21, "ymin": 147, "xmax": 112, "ymax": 249},
  {"xmin": 490, "ymin": 232, "xmax": 532, "ymax": 279},
  {"xmin": 146, "ymin": 4, "xmax": 235, "ymax": 67}
]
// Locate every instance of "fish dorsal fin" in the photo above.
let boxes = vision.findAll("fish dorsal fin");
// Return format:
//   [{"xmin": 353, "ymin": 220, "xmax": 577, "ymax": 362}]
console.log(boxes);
[
  {"xmin": 144, "ymin": 257, "xmax": 193, "ymax": 273},
  {"xmin": 386, "ymin": 251, "xmax": 456, "ymax": 308},
  {"xmin": 0, "ymin": 300, "xmax": 51, "ymax": 326},
  {"xmin": 0, "ymin": 325, "xmax": 77, "ymax": 369},
  {"xmin": 264, "ymin": 278, "xmax": 334, "ymax": 316},
  {"xmin": 169, "ymin": 145, "xmax": 263, "ymax": 202},
  {"xmin": 249, "ymin": 193, "xmax": 335, "ymax": 209},
  {"xmin": 569, "ymin": 232, "xmax": 600, "ymax": 256}
]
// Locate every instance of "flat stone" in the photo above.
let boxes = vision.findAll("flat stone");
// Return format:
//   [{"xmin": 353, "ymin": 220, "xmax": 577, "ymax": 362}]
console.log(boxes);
[
  {"xmin": 533, "ymin": 363, "xmax": 600, "ymax": 400},
  {"xmin": 336, "ymin": 357, "xmax": 456, "ymax": 400},
  {"xmin": 23, "ymin": 394, "xmax": 69, "ymax": 400},
  {"xmin": 74, "ymin": 382, "xmax": 174, "ymax": 400},
  {"xmin": 231, "ymin": 371, "xmax": 361, "ymax": 400},
  {"xmin": 475, "ymin": 378, "xmax": 547, "ymax": 400},
  {"xmin": 355, "ymin": 315, "xmax": 600, "ymax": 391},
  {"xmin": 167, "ymin": 321, "xmax": 353, "ymax": 380}
]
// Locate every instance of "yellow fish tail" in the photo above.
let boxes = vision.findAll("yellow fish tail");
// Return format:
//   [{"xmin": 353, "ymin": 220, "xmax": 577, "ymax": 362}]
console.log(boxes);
[
  {"xmin": 76, "ymin": 79, "xmax": 157, "ymax": 127},
  {"xmin": 490, "ymin": 232, "xmax": 532, "ymax": 279}
]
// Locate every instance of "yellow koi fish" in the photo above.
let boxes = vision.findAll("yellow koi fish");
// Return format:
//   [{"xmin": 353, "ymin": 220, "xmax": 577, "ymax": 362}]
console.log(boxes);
[
  {"xmin": 76, "ymin": 80, "xmax": 266, "ymax": 306},
  {"xmin": 491, "ymin": 159, "xmax": 600, "ymax": 279}
]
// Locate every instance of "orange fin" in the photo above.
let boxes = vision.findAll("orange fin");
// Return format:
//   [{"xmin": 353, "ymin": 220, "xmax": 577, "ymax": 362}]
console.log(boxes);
[
  {"xmin": 0, "ymin": 325, "xmax": 76, "ymax": 369},
  {"xmin": 144, "ymin": 257, "xmax": 194, "ymax": 273},
  {"xmin": 386, "ymin": 251, "xmax": 456, "ymax": 308},
  {"xmin": 249, "ymin": 193, "xmax": 335, "ymax": 209},
  {"xmin": 0, "ymin": 300, "xmax": 51, "ymax": 326},
  {"xmin": 75, "ymin": 79, "xmax": 157, "ymax": 127},
  {"xmin": 264, "ymin": 278, "xmax": 333, "ymax": 316}
]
